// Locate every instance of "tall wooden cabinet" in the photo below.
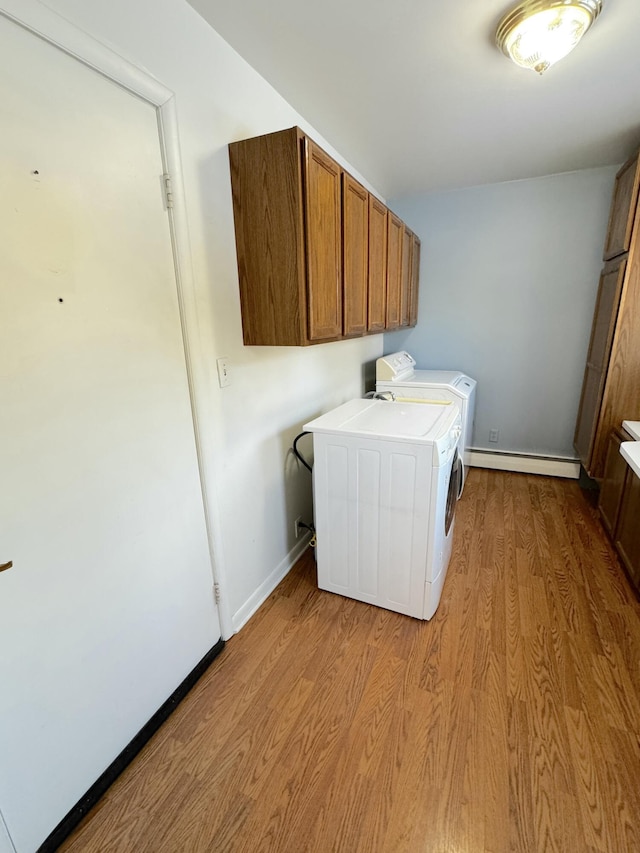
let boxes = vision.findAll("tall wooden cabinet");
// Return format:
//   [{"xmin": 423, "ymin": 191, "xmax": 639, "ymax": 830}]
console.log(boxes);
[
  {"xmin": 599, "ymin": 427, "xmax": 640, "ymax": 594},
  {"xmin": 604, "ymin": 154, "xmax": 640, "ymax": 260},
  {"xmin": 574, "ymin": 150, "xmax": 640, "ymax": 479},
  {"xmin": 598, "ymin": 426, "xmax": 633, "ymax": 537},
  {"xmin": 574, "ymin": 258, "xmax": 627, "ymax": 468},
  {"xmin": 228, "ymin": 126, "xmax": 420, "ymax": 346},
  {"xmin": 616, "ymin": 468, "xmax": 640, "ymax": 593}
]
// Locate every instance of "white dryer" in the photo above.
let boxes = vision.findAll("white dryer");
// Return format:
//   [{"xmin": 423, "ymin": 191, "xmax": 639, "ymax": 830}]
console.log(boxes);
[
  {"xmin": 304, "ymin": 398, "xmax": 462, "ymax": 621},
  {"xmin": 376, "ymin": 351, "xmax": 476, "ymax": 474}
]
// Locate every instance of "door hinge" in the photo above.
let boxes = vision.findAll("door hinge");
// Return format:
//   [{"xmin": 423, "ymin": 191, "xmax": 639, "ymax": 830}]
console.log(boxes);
[
  {"xmin": 214, "ymin": 582, "xmax": 221, "ymax": 604},
  {"xmin": 162, "ymin": 173, "xmax": 174, "ymax": 210}
]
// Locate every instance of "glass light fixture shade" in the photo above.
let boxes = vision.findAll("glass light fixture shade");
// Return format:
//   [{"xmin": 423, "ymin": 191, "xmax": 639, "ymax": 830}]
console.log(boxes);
[{"xmin": 496, "ymin": 0, "xmax": 603, "ymax": 74}]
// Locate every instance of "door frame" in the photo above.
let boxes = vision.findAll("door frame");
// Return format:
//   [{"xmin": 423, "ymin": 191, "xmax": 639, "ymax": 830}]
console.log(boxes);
[{"xmin": 0, "ymin": 0, "xmax": 232, "ymax": 639}]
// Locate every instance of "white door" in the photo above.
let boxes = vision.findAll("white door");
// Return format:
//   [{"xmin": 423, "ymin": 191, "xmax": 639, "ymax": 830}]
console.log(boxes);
[{"xmin": 0, "ymin": 14, "xmax": 221, "ymax": 853}]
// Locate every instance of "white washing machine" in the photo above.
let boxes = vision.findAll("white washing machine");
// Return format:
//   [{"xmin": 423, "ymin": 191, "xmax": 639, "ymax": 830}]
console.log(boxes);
[
  {"xmin": 304, "ymin": 398, "xmax": 462, "ymax": 621},
  {"xmin": 376, "ymin": 351, "xmax": 476, "ymax": 475}
]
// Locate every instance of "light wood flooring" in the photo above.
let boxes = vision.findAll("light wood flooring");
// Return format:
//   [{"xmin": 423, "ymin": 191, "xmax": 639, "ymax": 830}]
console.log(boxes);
[{"xmin": 60, "ymin": 468, "xmax": 640, "ymax": 852}]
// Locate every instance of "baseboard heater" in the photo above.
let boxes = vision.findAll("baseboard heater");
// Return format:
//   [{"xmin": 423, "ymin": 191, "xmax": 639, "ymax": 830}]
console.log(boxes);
[
  {"xmin": 37, "ymin": 637, "xmax": 225, "ymax": 853},
  {"xmin": 467, "ymin": 449, "xmax": 580, "ymax": 479}
]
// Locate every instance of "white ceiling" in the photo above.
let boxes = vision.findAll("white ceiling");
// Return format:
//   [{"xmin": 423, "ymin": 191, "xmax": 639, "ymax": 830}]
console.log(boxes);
[{"xmin": 187, "ymin": 0, "xmax": 640, "ymax": 198}]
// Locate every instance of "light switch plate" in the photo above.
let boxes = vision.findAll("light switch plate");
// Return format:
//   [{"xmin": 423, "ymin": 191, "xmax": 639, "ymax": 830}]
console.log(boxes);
[{"xmin": 216, "ymin": 357, "xmax": 231, "ymax": 388}]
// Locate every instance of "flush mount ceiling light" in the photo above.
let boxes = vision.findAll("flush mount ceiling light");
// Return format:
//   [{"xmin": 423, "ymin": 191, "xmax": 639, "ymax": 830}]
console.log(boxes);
[{"xmin": 496, "ymin": 0, "xmax": 603, "ymax": 75}]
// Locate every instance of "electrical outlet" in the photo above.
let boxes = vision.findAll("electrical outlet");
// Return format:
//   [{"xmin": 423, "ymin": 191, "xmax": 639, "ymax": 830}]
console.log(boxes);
[
  {"xmin": 294, "ymin": 516, "xmax": 303, "ymax": 538},
  {"xmin": 489, "ymin": 429, "xmax": 499, "ymax": 443}
]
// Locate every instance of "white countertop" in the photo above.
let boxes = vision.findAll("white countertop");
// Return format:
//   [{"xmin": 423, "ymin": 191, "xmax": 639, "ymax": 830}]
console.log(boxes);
[
  {"xmin": 621, "ymin": 442, "xmax": 640, "ymax": 479},
  {"xmin": 623, "ymin": 420, "xmax": 640, "ymax": 441}
]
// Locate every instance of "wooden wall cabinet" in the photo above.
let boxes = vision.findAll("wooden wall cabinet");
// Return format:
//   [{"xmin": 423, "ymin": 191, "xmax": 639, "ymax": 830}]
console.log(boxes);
[
  {"xmin": 599, "ymin": 428, "xmax": 640, "ymax": 594},
  {"xmin": 574, "ymin": 149, "xmax": 640, "ymax": 479},
  {"xmin": 342, "ymin": 172, "xmax": 368, "ymax": 337},
  {"xmin": 367, "ymin": 195, "xmax": 388, "ymax": 332},
  {"xmin": 400, "ymin": 225, "xmax": 412, "ymax": 327},
  {"xmin": 305, "ymin": 139, "xmax": 343, "ymax": 341},
  {"xmin": 409, "ymin": 232, "xmax": 421, "ymax": 326},
  {"xmin": 380, "ymin": 218, "xmax": 419, "ymax": 332},
  {"xmin": 385, "ymin": 212, "xmax": 403, "ymax": 330},
  {"xmin": 229, "ymin": 126, "xmax": 419, "ymax": 346}
]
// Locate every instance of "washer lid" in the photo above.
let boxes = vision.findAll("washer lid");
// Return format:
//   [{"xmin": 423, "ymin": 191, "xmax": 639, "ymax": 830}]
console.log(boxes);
[
  {"xmin": 304, "ymin": 398, "xmax": 459, "ymax": 443},
  {"xmin": 410, "ymin": 369, "xmax": 465, "ymax": 386}
]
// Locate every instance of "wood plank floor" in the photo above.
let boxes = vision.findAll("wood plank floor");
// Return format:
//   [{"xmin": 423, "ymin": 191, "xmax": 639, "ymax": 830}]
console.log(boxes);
[{"xmin": 60, "ymin": 469, "xmax": 640, "ymax": 852}]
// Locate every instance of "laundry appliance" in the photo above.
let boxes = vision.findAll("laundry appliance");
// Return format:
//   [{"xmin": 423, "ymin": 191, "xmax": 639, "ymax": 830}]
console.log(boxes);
[
  {"xmin": 304, "ymin": 398, "xmax": 462, "ymax": 620},
  {"xmin": 376, "ymin": 351, "xmax": 476, "ymax": 476}
]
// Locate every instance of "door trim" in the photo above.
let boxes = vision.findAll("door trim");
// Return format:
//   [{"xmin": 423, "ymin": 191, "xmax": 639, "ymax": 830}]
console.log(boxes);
[{"xmin": 0, "ymin": 0, "xmax": 232, "ymax": 638}]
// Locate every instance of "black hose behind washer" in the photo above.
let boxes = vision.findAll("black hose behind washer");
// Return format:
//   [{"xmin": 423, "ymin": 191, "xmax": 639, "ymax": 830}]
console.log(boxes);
[{"xmin": 293, "ymin": 431, "xmax": 313, "ymax": 473}]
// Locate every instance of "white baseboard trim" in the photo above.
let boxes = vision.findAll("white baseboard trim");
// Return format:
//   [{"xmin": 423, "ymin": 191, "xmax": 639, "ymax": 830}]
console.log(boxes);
[
  {"xmin": 232, "ymin": 535, "xmax": 312, "ymax": 633},
  {"xmin": 467, "ymin": 450, "xmax": 580, "ymax": 479}
]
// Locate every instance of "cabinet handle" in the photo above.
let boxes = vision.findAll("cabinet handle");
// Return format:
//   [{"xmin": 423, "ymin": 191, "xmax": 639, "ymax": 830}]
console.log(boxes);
[{"xmin": 0, "ymin": 561, "xmax": 13, "ymax": 573}]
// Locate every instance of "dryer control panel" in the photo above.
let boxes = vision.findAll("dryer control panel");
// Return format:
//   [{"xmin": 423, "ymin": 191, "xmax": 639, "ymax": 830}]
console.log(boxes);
[{"xmin": 376, "ymin": 351, "xmax": 416, "ymax": 381}]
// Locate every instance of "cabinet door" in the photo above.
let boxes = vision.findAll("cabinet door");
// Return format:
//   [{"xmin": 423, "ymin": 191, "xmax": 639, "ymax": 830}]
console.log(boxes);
[
  {"xmin": 304, "ymin": 138, "xmax": 342, "ymax": 341},
  {"xmin": 616, "ymin": 471, "xmax": 640, "ymax": 592},
  {"xmin": 342, "ymin": 173, "xmax": 368, "ymax": 337},
  {"xmin": 367, "ymin": 196, "xmax": 387, "ymax": 332},
  {"xmin": 604, "ymin": 152, "xmax": 640, "ymax": 261},
  {"xmin": 229, "ymin": 127, "xmax": 307, "ymax": 346},
  {"xmin": 574, "ymin": 257, "xmax": 627, "ymax": 473},
  {"xmin": 400, "ymin": 225, "xmax": 412, "ymax": 327},
  {"xmin": 409, "ymin": 233, "xmax": 420, "ymax": 327},
  {"xmin": 386, "ymin": 212, "xmax": 403, "ymax": 329},
  {"xmin": 599, "ymin": 429, "xmax": 631, "ymax": 538}
]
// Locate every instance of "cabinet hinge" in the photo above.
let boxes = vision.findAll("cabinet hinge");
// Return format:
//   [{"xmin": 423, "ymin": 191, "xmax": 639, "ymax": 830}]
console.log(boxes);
[
  {"xmin": 214, "ymin": 582, "xmax": 221, "ymax": 605},
  {"xmin": 162, "ymin": 173, "xmax": 174, "ymax": 210}
]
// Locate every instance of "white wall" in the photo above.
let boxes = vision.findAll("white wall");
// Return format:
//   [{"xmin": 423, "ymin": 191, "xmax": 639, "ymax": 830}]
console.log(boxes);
[
  {"xmin": 40, "ymin": 0, "xmax": 383, "ymax": 631},
  {"xmin": 385, "ymin": 166, "xmax": 618, "ymax": 459}
]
